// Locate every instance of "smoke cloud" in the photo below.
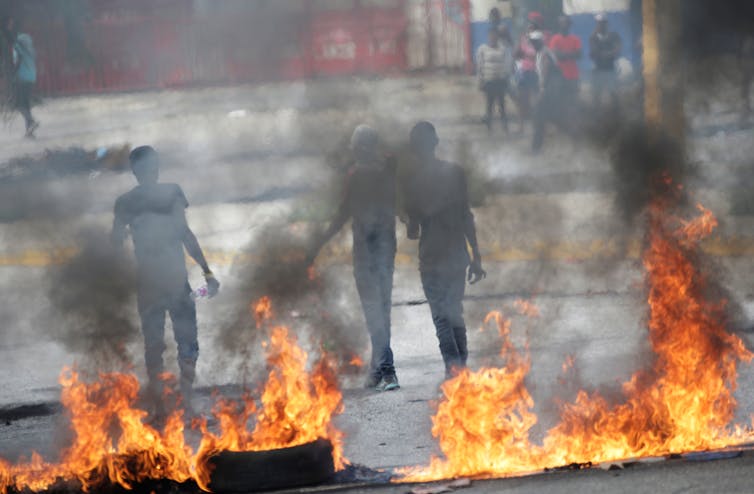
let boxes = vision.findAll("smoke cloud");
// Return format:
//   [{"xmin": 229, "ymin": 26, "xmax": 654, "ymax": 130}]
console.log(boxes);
[{"xmin": 45, "ymin": 228, "xmax": 138, "ymax": 373}]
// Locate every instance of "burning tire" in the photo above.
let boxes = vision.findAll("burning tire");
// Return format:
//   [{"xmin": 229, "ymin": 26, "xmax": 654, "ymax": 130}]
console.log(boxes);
[{"xmin": 207, "ymin": 439, "xmax": 335, "ymax": 493}]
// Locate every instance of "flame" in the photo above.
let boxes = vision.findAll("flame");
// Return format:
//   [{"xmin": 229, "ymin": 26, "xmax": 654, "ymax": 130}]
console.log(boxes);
[
  {"xmin": 514, "ymin": 299, "xmax": 540, "ymax": 318},
  {"xmin": 561, "ymin": 355, "xmax": 575, "ymax": 374},
  {"xmin": 253, "ymin": 296, "xmax": 273, "ymax": 328},
  {"xmin": 349, "ymin": 355, "xmax": 364, "ymax": 367},
  {"xmin": 0, "ymin": 304, "xmax": 346, "ymax": 493},
  {"xmin": 0, "ymin": 369, "xmax": 192, "ymax": 493},
  {"xmin": 400, "ymin": 196, "xmax": 754, "ymax": 482},
  {"xmin": 193, "ymin": 325, "xmax": 346, "ymax": 490}
]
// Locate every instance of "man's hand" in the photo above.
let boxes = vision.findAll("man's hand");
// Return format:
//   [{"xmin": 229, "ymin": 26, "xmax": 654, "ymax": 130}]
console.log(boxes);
[
  {"xmin": 205, "ymin": 271, "xmax": 220, "ymax": 298},
  {"xmin": 468, "ymin": 259, "xmax": 487, "ymax": 285}
]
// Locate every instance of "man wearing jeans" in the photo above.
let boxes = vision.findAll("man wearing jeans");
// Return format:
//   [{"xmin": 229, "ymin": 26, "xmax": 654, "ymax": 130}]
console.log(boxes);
[
  {"xmin": 403, "ymin": 122, "xmax": 486, "ymax": 378},
  {"xmin": 112, "ymin": 146, "xmax": 219, "ymax": 416},
  {"xmin": 308, "ymin": 125, "xmax": 399, "ymax": 392}
]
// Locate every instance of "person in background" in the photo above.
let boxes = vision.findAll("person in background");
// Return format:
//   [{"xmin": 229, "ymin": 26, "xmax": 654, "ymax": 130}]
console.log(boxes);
[
  {"xmin": 403, "ymin": 122, "xmax": 486, "ymax": 379},
  {"xmin": 549, "ymin": 15, "xmax": 582, "ymax": 102},
  {"xmin": 515, "ymin": 11, "xmax": 549, "ymax": 134},
  {"xmin": 112, "ymin": 146, "xmax": 220, "ymax": 418},
  {"xmin": 307, "ymin": 125, "xmax": 400, "ymax": 392},
  {"xmin": 488, "ymin": 7, "xmax": 503, "ymax": 34},
  {"xmin": 531, "ymin": 31, "xmax": 566, "ymax": 153},
  {"xmin": 589, "ymin": 13, "xmax": 622, "ymax": 111},
  {"xmin": 7, "ymin": 17, "xmax": 38, "ymax": 138},
  {"xmin": 476, "ymin": 28, "xmax": 515, "ymax": 133}
]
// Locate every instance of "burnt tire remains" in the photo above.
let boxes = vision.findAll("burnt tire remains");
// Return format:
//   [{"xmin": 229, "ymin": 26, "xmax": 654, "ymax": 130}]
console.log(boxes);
[{"xmin": 208, "ymin": 439, "xmax": 335, "ymax": 493}]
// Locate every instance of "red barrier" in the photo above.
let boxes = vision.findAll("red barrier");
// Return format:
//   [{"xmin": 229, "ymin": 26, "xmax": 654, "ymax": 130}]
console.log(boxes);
[
  {"xmin": 30, "ymin": 2, "xmax": 409, "ymax": 95},
  {"xmin": 311, "ymin": 7, "xmax": 407, "ymax": 76}
]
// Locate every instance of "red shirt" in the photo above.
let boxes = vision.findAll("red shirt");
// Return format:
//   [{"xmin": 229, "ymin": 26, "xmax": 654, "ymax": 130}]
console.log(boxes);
[{"xmin": 548, "ymin": 33, "xmax": 581, "ymax": 80}]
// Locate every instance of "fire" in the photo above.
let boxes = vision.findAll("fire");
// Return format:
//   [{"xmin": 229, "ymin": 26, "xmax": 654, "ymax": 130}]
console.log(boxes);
[
  {"xmin": 400, "ymin": 196, "xmax": 754, "ymax": 482},
  {"xmin": 253, "ymin": 295, "xmax": 273, "ymax": 328},
  {"xmin": 514, "ymin": 299, "xmax": 539, "ymax": 318},
  {"xmin": 0, "ymin": 369, "xmax": 192, "ymax": 493},
  {"xmin": 0, "ymin": 303, "xmax": 346, "ymax": 493},
  {"xmin": 349, "ymin": 355, "xmax": 364, "ymax": 367},
  {"xmin": 193, "ymin": 326, "xmax": 346, "ymax": 490}
]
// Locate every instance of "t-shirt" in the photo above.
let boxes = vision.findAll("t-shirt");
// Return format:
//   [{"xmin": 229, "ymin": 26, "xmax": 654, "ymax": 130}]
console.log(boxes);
[
  {"xmin": 517, "ymin": 31, "xmax": 550, "ymax": 73},
  {"xmin": 589, "ymin": 31, "xmax": 621, "ymax": 71},
  {"xmin": 114, "ymin": 183, "xmax": 189, "ymax": 298},
  {"xmin": 476, "ymin": 42, "xmax": 515, "ymax": 82},
  {"xmin": 404, "ymin": 160, "xmax": 473, "ymax": 272},
  {"xmin": 549, "ymin": 33, "xmax": 581, "ymax": 80},
  {"xmin": 342, "ymin": 160, "xmax": 397, "ymax": 260},
  {"xmin": 13, "ymin": 33, "xmax": 36, "ymax": 83}
]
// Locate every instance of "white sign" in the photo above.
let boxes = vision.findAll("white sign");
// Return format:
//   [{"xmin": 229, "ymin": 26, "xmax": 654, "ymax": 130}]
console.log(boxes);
[{"xmin": 563, "ymin": 0, "xmax": 629, "ymax": 15}]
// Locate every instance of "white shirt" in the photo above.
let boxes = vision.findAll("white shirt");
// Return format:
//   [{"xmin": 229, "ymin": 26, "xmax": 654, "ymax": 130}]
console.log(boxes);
[{"xmin": 476, "ymin": 42, "xmax": 514, "ymax": 82}]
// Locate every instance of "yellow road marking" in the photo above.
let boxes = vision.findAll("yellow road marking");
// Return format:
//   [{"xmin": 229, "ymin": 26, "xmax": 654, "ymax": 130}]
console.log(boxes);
[{"xmin": 1, "ymin": 237, "xmax": 753, "ymax": 267}]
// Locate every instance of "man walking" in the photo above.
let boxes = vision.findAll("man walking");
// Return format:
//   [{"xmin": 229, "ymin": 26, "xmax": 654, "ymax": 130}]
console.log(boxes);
[
  {"xmin": 112, "ymin": 146, "xmax": 219, "ymax": 415},
  {"xmin": 589, "ymin": 13, "xmax": 622, "ymax": 111},
  {"xmin": 7, "ymin": 17, "xmax": 38, "ymax": 138},
  {"xmin": 307, "ymin": 125, "xmax": 399, "ymax": 392},
  {"xmin": 476, "ymin": 28, "xmax": 515, "ymax": 132},
  {"xmin": 403, "ymin": 122, "xmax": 486, "ymax": 378}
]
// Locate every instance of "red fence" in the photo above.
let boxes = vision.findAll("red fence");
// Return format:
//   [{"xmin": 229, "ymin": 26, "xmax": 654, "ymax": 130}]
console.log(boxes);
[{"xmin": 29, "ymin": 0, "xmax": 452, "ymax": 94}]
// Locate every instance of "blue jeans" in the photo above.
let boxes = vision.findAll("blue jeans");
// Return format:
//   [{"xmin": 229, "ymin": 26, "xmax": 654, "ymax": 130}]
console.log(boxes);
[
  {"xmin": 353, "ymin": 234, "xmax": 396, "ymax": 380},
  {"xmin": 138, "ymin": 282, "xmax": 198, "ymax": 392},
  {"xmin": 420, "ymin": 267, "xmax": 467, "ymax": 374}
]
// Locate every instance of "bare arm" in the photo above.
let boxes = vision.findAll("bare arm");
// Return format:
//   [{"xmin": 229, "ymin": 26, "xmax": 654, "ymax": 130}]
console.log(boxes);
[
  {"xmin": 308, "ymin": 198, "xmax": 350, "ymax": 262},
  {"xmin": 111, "ymin": 198, "xmax": 129, "ymax": 251},
  {"xmin": 460, "ymin": 169, "xmax": 485, "ymax": 283},
  {"xmin": 552, "ymin": 44, "xmax": 582, "ymax": 60},
  {"xmin": 308, "ymin": 175, "xmax": 352, "ymax": 263},
  {"xmin": 111, "ymin": 213, "xmax": 128, "ymax": 251},
  {"xmin": 183, "ymin": 221, "xmax": 211, "ymax": 274},
  {"xmin": 460, "ymin": 171, "xmax": 481, "ymax": 261}
]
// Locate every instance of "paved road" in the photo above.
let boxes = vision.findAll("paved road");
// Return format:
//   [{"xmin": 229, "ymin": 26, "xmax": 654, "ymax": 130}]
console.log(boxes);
[{"xmin": 1, "ymin": 77, "xmax": 754, "ymax": 492}]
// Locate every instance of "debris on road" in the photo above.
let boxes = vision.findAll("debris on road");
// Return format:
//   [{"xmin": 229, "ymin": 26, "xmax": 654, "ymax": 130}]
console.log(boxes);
[
  {"xmin": 0, "ymin": 144, "xmax": 131, "ymax": 183},
  {"xmin": 408, "ymin": 478, "xmax": 472, "ymax": 494}
]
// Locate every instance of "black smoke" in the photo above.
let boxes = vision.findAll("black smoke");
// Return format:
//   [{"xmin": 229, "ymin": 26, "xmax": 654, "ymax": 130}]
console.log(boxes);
[{"xmin": 46, "ymin": 229, "xmax": 138, "ymax": 373}]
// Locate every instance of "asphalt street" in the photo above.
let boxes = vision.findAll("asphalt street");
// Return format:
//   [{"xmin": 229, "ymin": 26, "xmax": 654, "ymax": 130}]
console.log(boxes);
[{"xmin": 1, "ymin": 76, "xmax": 754, "ymax": 492}]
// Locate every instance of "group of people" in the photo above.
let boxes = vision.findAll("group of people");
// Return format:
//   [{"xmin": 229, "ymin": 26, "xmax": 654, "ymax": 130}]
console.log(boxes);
[
  {"xmin": 307, "ymin": 122, "xmax": 486, "ymax": 391},
  {"xmin": 114, "ymin": 122, "xmax": 485, "ymax": 416},
  {"xmin": 475, "ymin": 9, "xmax": 622, "ymax": 151}
]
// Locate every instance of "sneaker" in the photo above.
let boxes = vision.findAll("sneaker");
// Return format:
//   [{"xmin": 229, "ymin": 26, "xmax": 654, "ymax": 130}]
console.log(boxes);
[
  {"xmin": 376, "ymin": 374, "xmax": 400, "ymax": 392},
  {"xmin": 25, "ymin": 120, "xmax": 39, "ymax": 138},
  {"xmin": 364, "ymin": 374, "xmax": 381, "ymax": 389}
]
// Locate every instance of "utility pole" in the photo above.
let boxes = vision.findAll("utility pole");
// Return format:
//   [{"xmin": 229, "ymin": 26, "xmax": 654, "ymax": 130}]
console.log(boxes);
[{"xmin": 642, "ymin": 0, "xmax": 684, "ymax": 140}]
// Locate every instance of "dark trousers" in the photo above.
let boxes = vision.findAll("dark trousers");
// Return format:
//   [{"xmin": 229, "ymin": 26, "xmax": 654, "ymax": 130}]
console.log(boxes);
[
  {"xmin": 353, "ymin": 236, "xmax": 396, "ymax": 379},
  {"xmin": 482, "ymin": 78, "xmax": 509, "ymax": 131},
  {"xmin": 532, "ymin": 80, "xmax": 569, "ymax": 152},
  {"xmin": 138, "ymin": 283, "xmax": 199, "ymax": 395},
  {"xmin": 420, "ymin": 268, "xmax": 467, "ymax": 375},
  {"xmin": 516, "ymin": 70, "xmax": 539, "ymax": 127},
  {"xmin": 14, "ymin": 82, "xmax": 34, "ymax": 130}
]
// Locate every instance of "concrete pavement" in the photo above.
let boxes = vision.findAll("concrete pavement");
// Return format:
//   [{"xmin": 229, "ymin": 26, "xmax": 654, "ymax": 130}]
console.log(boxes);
[{"xmin": 1, "ymin": 76, "xmax": 754, "ymax": 492}]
